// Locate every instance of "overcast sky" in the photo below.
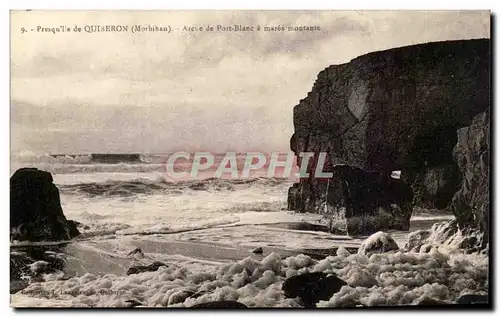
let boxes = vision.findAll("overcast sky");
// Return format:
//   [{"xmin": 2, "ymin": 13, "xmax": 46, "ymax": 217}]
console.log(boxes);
[{"xmin": 10, "ymin": 10, "xmax": 490, "ymax": 154}]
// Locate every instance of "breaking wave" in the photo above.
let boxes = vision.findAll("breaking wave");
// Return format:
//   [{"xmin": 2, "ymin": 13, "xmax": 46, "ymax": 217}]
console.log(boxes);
[{"xmin": 59, "ymin": 177, "xmax": 292, "ymax": 197}]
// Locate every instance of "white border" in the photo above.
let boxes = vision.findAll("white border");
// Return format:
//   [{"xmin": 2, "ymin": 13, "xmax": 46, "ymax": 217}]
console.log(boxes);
[
  {"xmin": 2, "ymin": 1, "xmax": 499, "ymax": 10},
  {"xmin": 1, "ymin": 1, "xmax": 498, "ymax": 317}
]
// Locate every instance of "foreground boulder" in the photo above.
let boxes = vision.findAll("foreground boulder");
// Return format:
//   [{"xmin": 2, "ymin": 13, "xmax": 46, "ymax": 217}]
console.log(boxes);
[
  {"xmin": 10, "ymin": 168, "xmax": 80, "ymax": 241},
  {"xmin": 404, "ymin": 229, "xmax": 431, "ymax": 252},
  {"xmin": 126, "ymin": 261, "xmax": 168, "ymax": 275},
  {"xmin": 289, "ymin": 165, "xmax": 413, "ymax": 235},
  {"xmin": 10, "ymin": 248, "xmax": 67, "ymax": 293},
  {"xmin": 358, "ymin": 231, "xmax": 399, "ymax": 255},
  {"xmin": 282, "ymin": 272, "xmax": 347, "ymax": 308},
  {"xmin": 451, "ymin": 111, "xmax": 490, "ymax": 249}
]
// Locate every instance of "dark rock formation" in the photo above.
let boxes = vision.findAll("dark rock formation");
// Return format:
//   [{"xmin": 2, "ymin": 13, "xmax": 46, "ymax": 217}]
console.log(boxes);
[
  {"xmin": 67, "ymin": 220, "xmax": 82, "ymax": 239},
  {"xmin": 10, "ymin": 248, "xmax": 68, "ymax": 293},
  {"xmin": 10, "ymin": 168, "xmax": 80, "ymax": 241},
  {"xmin": 10, "ymin": 251, "xmax": 33, "ymax": 293},
  {"xmin": 288, "ymin": 39, "xmax": 490, "ymax": 237},
  {"xmin": 456, "ymin": 294, "xmax": 489, "ymax": 305},
  {"xmin": 282, "ymin": 272, "xmax": 347, "ymax": 308},
  {"xmin": 289, "ymin": 165, "xmax": 413, "ymax": 235},
  {"xmin": 451, "ymin": 111, "xmax": 490, "ymax": 249},
  {"xmin": 190, "ymin": 301, "xmax": 248, "ymax": 308},
  {"xmin": 167, "ymin": 289, "xmax": 198, "ymax": 306},
  {"xmin": 409, "ymin": 164, "xmax": 462, "ymax": 209},
  {"xmin": 126, "ymin": 261, "xmax": 168, "ymax": 275}
]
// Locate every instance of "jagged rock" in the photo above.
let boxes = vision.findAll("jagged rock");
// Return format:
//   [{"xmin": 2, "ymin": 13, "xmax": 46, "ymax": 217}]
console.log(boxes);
[
  {"xmin": 289, "ymin": 165, "xmax": 413, "ymax": 235},
  {"xmin": 456, "ymin": 294, "xmax": 489, "ymax": 305},
  {"xmin": 10, "ymin": 249, "xmax": 66, "ymax": 280},
  {"xmin": 126, "ymin": 261, "xmax": 168, "ymax": 275},
  {"xmin": 282, "ymin": 272, "xmax": 347, "ymax": 308},
  {"xmin": 67, "ymin": 220, "xmax": 82, "ymax": 239},
  {"xmin": 90, "ymin": 153, "xmax": 141, "ymax": 163},
  {"xmin": 125, "ymin": 299, "xmax": 144, "ymax": 307},
  {"xmin": 190, "ymin": 301, "xmax": 248, "ymax": 308},
  {"xmin": 10, "ymin": 168, "xmax": 80, "ymax": 241},
  {"xmin": 288, "ymin": 39, "xmax": 490, "ymax": 226},
  {"xmin": 409, "ymin": 164, "xmax": 462, "ymax": 209},
  {"xmin": 451, "ymin": 111, "xmax": 490, "ymax": 249},
  {"xmin": 29, "ymin": 260, "xmax": 50, "ymax": 275},
  {"xmin": 358, "ymin": 231, "xmax": 399, "ymax": 255},
  {"xmin": 404, "ymin": 220, "xmax": 486, "ymax": 253},
  {"xmin": 291, "ymin": 39, "xmax": 489, "ymax": 173}
]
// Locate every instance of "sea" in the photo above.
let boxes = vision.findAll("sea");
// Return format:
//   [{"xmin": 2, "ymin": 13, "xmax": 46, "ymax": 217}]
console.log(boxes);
[{"xmin": 11, "ymin": 152, "xmax": 486, "ymax": 308}]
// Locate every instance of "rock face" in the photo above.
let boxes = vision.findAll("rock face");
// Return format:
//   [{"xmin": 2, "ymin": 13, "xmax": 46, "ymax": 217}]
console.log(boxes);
[
  {"xmin": 289, "ymin": 165, "xmax": 413, "ymax": 235},
  {"xmin": 126, "ymin": 261, "xmax": 168, "ymax": 275},
  {"xmin": 404, "ymin": 229, "xmax": 432, "ymax": 252},
  {"xmin": 288, "ymin": 39, "xmax": 490, "ymax": 237},
  {"xmin": 10, "ymin": 168, "xmax": 80, "ymax": 241},
  {"xmin": 409, "ymin": 164, "xmax": 462, "ymax": 210},
  {"xmin": 455, "ymin": 294, "xmax": 489, "ymax": 305},
  {"xmin": 10, "ymin": 248, "xmax": 67, "ymax": 293},
  {"xmin": 403, "ymin": 220, "xmax": 485, "ymax": 253},
  {"xmin": 190, "ymin": 301, "xmax": 248, "ymax": 308},
  {"xmin": 414, "ymin": 296, "xmax": 449, "ymax": 306},
  {"xmin": 282, "ymin": 272, "xmax": 347, "ymax": 308},
  {"xmin": 291, "ymin": 39, "xmax": 489, "ymax": 173},
  {"xmin": 451, "ymin": 111, "xmax": 490, "ymax": 249}
]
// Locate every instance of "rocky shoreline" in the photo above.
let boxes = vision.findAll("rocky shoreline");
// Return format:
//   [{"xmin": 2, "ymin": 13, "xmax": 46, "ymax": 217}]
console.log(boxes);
[{"xmin": 287, "ymin": 38, "xmax": 490, "ymax": 250}]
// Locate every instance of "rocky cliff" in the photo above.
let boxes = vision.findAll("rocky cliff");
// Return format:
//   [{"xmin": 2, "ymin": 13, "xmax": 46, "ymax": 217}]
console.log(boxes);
[
  {"xmin": 288, "ymin": 39, "xmax": 490, "ymax": 238},
  {"xmin": 10, "ymin": 168, "xmax": 80, "ymax": 241},
  {"xmin": 451, "ymin": 111, "xmax": 490, "ymax": 248}
]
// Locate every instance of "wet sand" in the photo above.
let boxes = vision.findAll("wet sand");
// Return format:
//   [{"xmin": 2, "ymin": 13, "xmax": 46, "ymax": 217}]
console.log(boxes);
[{"xmin": 10, "ymin": 216, "xmax": 449, "ymax": 280}]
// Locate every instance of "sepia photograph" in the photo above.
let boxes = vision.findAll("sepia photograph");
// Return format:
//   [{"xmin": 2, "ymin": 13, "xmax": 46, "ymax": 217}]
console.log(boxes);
[{"xmin": 9, "ymin": 9, "xmax": 491, "ymax": 309}]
